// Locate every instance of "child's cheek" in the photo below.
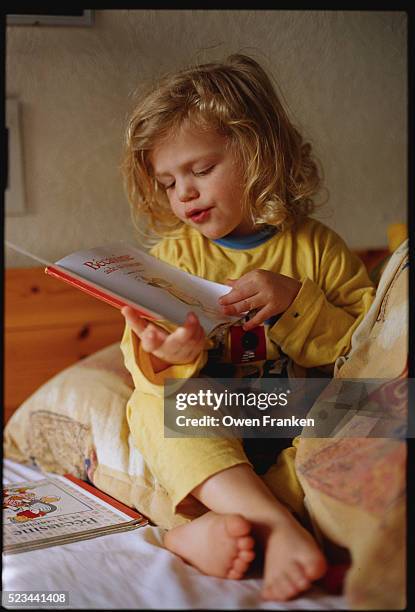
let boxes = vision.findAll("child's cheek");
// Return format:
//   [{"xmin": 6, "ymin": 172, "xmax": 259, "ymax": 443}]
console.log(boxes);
[{"xmin": 170, "ymin": 200, "xmax": 182, "ymax": 219}]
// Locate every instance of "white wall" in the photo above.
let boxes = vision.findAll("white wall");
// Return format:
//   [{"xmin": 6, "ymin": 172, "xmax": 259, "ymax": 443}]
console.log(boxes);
[{"xmin": 5, "ymin": 10, "xmax": 407, "ymax": 267}]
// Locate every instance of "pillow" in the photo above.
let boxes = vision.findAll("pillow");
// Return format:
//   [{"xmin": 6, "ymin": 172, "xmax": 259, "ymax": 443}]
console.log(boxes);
[
  {"xmin": 4, "ymin": 343, "xmax": 184, "ymax": 529},
  {"xmin": 295, "ymin": 240, "xmax": 408, "ymax": 610},
  {"xmin": 368, "ymin": 222, "xmax": 407, "ymax": 286}
]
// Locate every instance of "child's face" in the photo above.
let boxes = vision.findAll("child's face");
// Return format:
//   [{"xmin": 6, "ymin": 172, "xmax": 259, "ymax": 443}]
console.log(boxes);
[{"xmin": 150, "ymin": 121, "xmax": 255, "ymax": 239}]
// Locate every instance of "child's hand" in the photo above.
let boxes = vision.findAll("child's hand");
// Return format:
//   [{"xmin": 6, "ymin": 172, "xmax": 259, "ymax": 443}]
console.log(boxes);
[
  {"xmin": 218, "ymin": 269, "xmax": 301, "ymax": 331},
  {"xmin": 121, "ymin": 307, "xmax": 206, "ymax": 371}
]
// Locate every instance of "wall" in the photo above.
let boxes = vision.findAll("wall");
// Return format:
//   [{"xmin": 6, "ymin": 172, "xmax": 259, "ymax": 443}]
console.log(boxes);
[{"xmin": 5, "ymin": 10, "xmax": 407, "ymax": 267}]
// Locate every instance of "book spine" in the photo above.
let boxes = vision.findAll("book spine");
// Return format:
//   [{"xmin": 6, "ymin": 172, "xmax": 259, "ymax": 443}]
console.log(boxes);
[
  {"xmin": 45, "ymin": 266, "xmax": 129, "ymax": 311},
  {"xmin": 45, "ymin": 265, "xmax": 157, "ymax": 321},
  {"xmin": 63, "ymin": 474, "xmax": 147, "ymax": 522},
  {"xmin": 4, "ymin": 522, "xmax": 144, "ymax": 555}
]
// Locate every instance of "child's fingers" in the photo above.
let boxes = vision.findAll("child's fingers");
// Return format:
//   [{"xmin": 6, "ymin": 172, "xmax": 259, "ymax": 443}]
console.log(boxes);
[
  {"xmin": 121, "ymin": 307, "xmax": 171, "ymax": 349},
  {"xmin": 163, "ymin": 313, "xmax": 204, "ymax": 356},
  {"xmin": 184, "ymin": 311, "xmax": 199, "ymax": 325},
  {"xmin": 181, "ymin": 312, "xmax": 202, "ymax": 334},
  {"xmin": 186, "ymin": 321, "xmax": 205, "ymax": 347},
  {"xmin": 121, "ymin": 306, "xmax": 150, "ymax": 337},
  {"xmin": 221, "ymin": 293, "xmax": 262, "ymax": 315},
  {"xmin": 175, "ymin": 312, "xmax": 204, "ymax": 343},
  {"xmin": 218, "ymin": 284, "xmax": 256, "ymax": 307},
  {"xmin": 141, "ymin": 323, "xmax": 168, "ymax": 352},
  {"xmin": 243, "ymin": 305, "xmax": 276, "ymax": 330}
]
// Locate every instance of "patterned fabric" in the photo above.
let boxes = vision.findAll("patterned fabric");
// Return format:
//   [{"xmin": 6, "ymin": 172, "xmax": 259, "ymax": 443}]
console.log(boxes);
[
  {"xmin": 3, "ymin": 344, "xmax": 185, "ymax": 528},
  {"xmin": 296, "ymin": 240, "xmax": 408, "ymax": 610}
]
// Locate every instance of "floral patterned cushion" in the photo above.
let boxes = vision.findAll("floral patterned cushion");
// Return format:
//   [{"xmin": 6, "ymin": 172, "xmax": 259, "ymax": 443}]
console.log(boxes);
[{"xmin": 296, "ymin": 240, "xmax": 408, "ymax": 610}]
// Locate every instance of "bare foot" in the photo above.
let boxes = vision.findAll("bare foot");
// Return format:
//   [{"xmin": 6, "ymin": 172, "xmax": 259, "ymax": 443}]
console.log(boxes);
[
  {"xmin": 260, "ymin": 514, "xmax": 327, "ymax": 601},
  {"xmin": 164, "ymin": 511, "xmax": 256, "ymax": 579}
]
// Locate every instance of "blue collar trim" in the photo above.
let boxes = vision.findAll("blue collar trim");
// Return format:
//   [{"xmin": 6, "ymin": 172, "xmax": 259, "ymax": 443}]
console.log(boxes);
[{"xmin": 213, "ymin": 225, "xmax": 277, "ymax": 250}]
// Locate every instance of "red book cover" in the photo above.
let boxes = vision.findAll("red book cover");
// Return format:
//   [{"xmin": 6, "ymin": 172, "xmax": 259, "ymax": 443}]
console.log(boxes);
[
  {"xmin": 46, "ymin": 264, "xmax": 154, "ymax": 318},
  {"xmin": 63, "ymin": 474, "xmax": 147, "ymax": 523}
]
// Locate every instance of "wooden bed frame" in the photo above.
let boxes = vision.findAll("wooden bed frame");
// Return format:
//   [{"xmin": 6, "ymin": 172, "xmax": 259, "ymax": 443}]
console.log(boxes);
[
  {"xmin": 4, "ymin": 267, "xmax": 125, "ymax": 424},
  {"xmin": 4, "ymin": 249, "xmax": 388, "ymax": 425}
]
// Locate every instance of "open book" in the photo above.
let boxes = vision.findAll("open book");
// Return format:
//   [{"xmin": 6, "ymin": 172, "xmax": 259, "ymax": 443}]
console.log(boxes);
[
  {"xmin": 3, "ymin": 474, "xmax": 148, "ymax": 555},
  {"xmin": 45, "ymin": 242, "xmax": 241, "ymax": 339}
]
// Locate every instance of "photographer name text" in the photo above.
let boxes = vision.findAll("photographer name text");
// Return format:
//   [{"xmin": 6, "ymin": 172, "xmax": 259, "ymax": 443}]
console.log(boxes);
[{"xmin": 175, "ymin": 414, "xmax": 314, "ymax": 428}]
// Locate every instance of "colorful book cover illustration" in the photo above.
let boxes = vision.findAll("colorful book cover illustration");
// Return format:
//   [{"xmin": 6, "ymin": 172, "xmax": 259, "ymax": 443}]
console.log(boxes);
[{"xmin": 3, "ymin": 476, "xmax": 148, "ymax": 554}]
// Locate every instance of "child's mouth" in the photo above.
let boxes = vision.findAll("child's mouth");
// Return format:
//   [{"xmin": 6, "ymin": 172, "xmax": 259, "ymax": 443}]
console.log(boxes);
[{"xmin": 188, "ymin": 207, "xmax": 213, "ymax": 223}]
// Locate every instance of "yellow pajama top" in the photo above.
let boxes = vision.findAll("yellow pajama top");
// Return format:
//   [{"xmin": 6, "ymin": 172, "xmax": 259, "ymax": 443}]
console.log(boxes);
[
  {"xmin": 121, "ymin": 217, "xmax": 375, "ymax": 394},
  {"xmin": 120, "ymin": 217, "xmax": 375, "ymax": 520}
]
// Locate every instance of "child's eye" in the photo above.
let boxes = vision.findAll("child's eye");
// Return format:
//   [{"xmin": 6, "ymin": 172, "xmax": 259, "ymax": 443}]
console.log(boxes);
[
  {"xmin": 158, "ymin": 181, "xmax": 174, "ymax": 190},
  {"xmin": 193, "ymin": 165, "xmax": 214, "ymax": 177},
  {"xmin": 156, "ymin": 179, "xmax": 174, "ymax": 191}
]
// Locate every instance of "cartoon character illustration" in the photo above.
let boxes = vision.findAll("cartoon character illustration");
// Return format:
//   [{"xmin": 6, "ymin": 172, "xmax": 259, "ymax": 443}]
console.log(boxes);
[
  {"xmin": 10, "ymin": 497, "xmax": 60, "ymax": 523},
  {"xmin": 3, "ymin": 486, "xmax": 37, "ymax": 510},
  {"xmin": 4, "ymin": 487, "xmax": 61, "ymax": 523}
]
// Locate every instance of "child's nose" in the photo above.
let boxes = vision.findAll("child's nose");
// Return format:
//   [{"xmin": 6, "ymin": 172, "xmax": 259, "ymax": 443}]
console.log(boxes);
[{"xmin": 177, "ymin": 180, "xmax": 199, "ymax": 202}]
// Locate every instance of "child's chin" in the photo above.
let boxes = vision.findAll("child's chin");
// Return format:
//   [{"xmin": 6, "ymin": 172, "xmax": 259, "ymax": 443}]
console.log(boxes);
[
  {"xmin": 185, "ymin": 216, "xmax": 232, "ymax": 240},
  {"xmin": 202, "ymin": 232, "xmax": 226, "ymax": 241},
  {"xmin": 198, "ymin": 226, "xmax": 229, "ymax": 240}
]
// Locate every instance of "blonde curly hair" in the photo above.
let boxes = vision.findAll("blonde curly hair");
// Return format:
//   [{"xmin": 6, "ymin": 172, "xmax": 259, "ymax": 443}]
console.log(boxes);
[{"xmin": 122, "ymin": 54, "xmax": 323, "ymax": 242}]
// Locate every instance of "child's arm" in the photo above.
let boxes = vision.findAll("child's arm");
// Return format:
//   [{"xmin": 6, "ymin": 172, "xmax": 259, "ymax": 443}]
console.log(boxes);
[
  {"xmin": 265, "ymin": 274, "xmax": 373, "ymax": 368},
  {"xmin": 119, "ymin": 236, "xmax": 213, "ymax": 395},
  {"xmin": 120, "ymin": 308, "xmax": 210, "ymax": 398},
  {"xmin": 219, "ymin": 239, "xmax": 375, "ymax": 369}
]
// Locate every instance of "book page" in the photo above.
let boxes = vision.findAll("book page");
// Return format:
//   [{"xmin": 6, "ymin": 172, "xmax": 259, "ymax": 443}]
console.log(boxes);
[
  {"xmin": 55, "ymin": 243, "xmax": 239, "ymax": 335},
  {"xmin": 3, "ymin": 478, "xmax": 141, "ymax": 552}
]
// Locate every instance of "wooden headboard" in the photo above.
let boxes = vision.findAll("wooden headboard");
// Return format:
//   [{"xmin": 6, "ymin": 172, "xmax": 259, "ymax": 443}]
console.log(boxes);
[
  {"xmin": 4, "ymin": 248, "xmax": 388, "ymax": 425},
  {"xmin": 4, "ymin": 267, "xmax": 125, "ymax": 424}
]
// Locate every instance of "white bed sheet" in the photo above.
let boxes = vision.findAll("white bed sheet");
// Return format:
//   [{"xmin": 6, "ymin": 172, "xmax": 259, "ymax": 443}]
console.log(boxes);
[{"xmin": 3, "ymin": 460, "xmax": 346, "ymax": 610}]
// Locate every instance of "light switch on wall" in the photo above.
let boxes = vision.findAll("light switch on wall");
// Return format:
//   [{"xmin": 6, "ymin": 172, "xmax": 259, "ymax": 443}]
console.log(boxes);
[{"xmin": 5, "ymin": 98, "xmax": 26, "ymax": 216}]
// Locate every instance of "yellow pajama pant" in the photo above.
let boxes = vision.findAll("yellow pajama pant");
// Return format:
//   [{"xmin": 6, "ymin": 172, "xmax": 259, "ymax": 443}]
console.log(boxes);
[{"xmin": 127, "ymin": 388, "xmax": 306, "ymax": 527}]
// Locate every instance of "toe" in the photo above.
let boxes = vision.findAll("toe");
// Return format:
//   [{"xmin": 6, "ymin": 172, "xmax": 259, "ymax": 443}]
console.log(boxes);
[
  {"xmin": 225, "ymin": 514, "xmax": 251, "ymax": 538},
  {"xmin": 232, "ymin": 557, "xmax": 249, "ymax": 575},
  {"xmin": 239, "ymin": 549, "xmax": 255, "ymax": 562},
  {"xmin": 262, "ymin": 574, "xmax": 297, "ymax": 601},
  {"xmin": 227, "ymin": 568, "xmax": 243, "ymax": 580},
  {"xmin": 303, "ymin": 553, "xmax": 328, "ymax": 581},
  {"xmin": 237, "ymin": 535, "xmax": 255, "ymax": 550},
  {"xmin": 281, "ymin": 574, "xmax": 300, "ymax": 600},
  {"xmin": 290, "ymin": 561, "xmax": 311, "ymax": 591}
]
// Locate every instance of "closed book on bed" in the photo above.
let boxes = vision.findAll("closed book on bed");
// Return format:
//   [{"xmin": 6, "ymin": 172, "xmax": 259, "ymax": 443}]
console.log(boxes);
[{"xmin": 3, "ymin": 474, "xmax": 148, "ymax": 554}]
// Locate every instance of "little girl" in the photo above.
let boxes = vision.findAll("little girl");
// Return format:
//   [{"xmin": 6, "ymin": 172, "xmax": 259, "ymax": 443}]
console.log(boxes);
[{"xmin": 120, "ymin": 54, "xmax": 374, "ymax": 601}]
